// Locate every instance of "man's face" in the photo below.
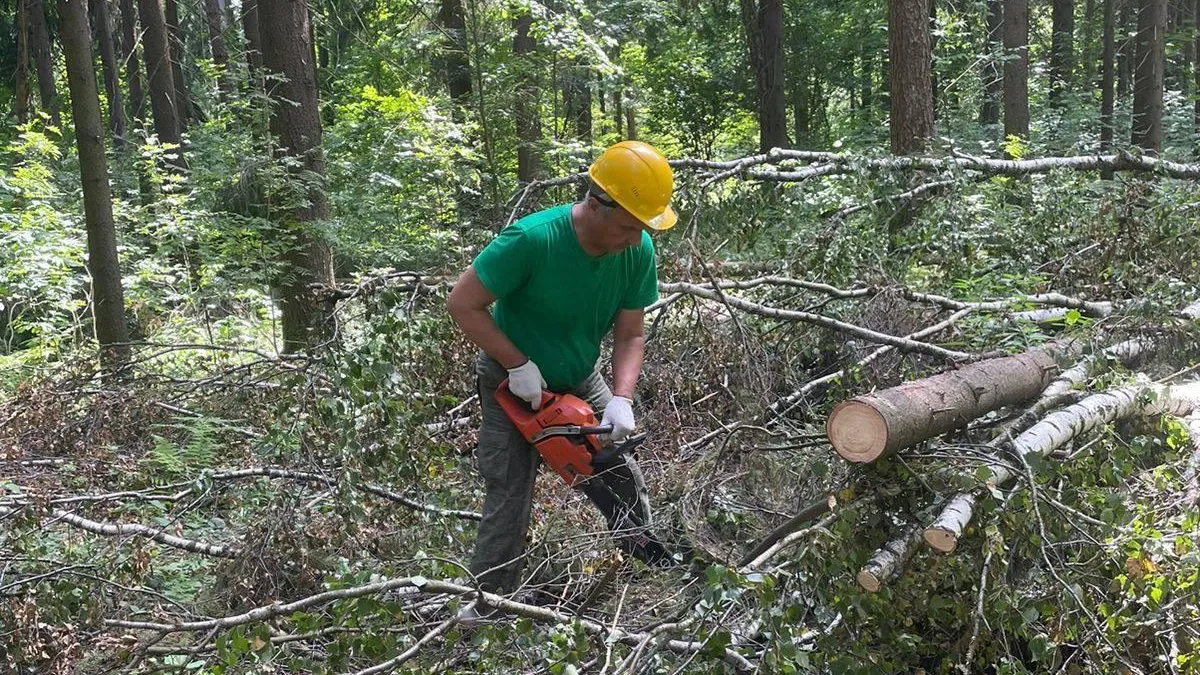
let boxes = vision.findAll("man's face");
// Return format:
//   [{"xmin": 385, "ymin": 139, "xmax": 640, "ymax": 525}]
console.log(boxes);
[{"xmin": 595, "ymin": 197, "xmax": 647, "ymax": 254}]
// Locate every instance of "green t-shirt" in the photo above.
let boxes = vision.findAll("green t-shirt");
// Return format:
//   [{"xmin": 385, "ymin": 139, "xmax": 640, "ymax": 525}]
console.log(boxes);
[{"xmin": 473, "ymin": 204, "xmax": 659, "ymax": 391}]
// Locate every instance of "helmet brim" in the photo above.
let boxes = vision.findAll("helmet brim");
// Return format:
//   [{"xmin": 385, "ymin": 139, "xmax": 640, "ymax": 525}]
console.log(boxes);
[{"xmin": 643, "ymin": 205, "xmax": 678, "ymax": 231}]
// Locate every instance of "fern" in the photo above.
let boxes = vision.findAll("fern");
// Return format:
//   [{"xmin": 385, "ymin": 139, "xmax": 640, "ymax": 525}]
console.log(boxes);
[{"xmin": 143, "ymin": 416, "xmax": 218, "ymax": 478}]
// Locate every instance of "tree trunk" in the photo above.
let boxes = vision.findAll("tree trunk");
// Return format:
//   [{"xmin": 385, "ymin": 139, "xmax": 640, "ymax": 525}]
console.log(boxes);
[
  {"xmin": 203, "ymin": 0, "xmax": 234, "ymax": 100},
  {"xmin": 15, "ymin": 0, "xmax": 32, "ymax": 124},
  {"xmin": 513, "ymin": 13, "xmax": 541, "ymax": 184},
  {"xmin": 860, "ymin": 41, "xmax": 874, "ymax": 111},
  {"xmin": 243, "ymin": 0, "xmax": 263, "ymax": 78},
  {"xmin": 793, "ymin": 68, "xmax": 812, "ymax": 148},
  {"xmin": 1131, "ymin": 0, "xmax": 1165, "ymax": 154},
  {"xmin": 259, "ymin": 0, "xmax": 335, "ymax": 353},
  {"xmin": 1003, "ymin": 0, "xmax": 1030, "ymax": 154},
  {"xmin": 90, "ymin": 0, "xmax": 126, "ymax": 147},
  {"xmin": 137, "ymin": 0, "xmax": 187, "ymax": 171},
  {"xmin": 163, "ymin": 0, "xmax": 191, "ymax": 127},
  {"xmin": 758, "ymin": 0, "xmax": 788, "ymax": 150},
  {"xmin": 980, "ymin": 0, "xmax": 1002, "ymax": 126},
  {"xmin": 889, "ymin": 0, "xmax": 934, "ymax": 155},
  {"xmin": 58, "ymin": 0, "xmax": 131, "ymax": 376},
  {"xmin": 1101, "ymin": 0, "xmax": 1116, "ymax": 177},
  {"xmin": 826, "ymin": 348, "xmax": 1061, "ymax": 463},
  {"xmin": 119, "ymin": 0, "xmax": 144, "ymax": 127},
  {"xmin": 567, "ymin": 62, "xmax": 593, "ymax": 147},
  {"xmin": 613, "ymin": 86, "xmax": 624, "ymax": 139},
  {"xmin": 625, "ymin": 107, "xmax": 637, "ymax": 140},
  {"xmin": 438, "ymin": 0, "xmax": 471, "ymax": 114},
  {"xmin": 1118, "ymin": 0, "xmax": 1133, "ymax": 99},
  {"xmin": 29, "ymin": 0, "xmax": 61, "ymax": 125},
  {"xmin": 742, "ymin": 0, "xmax": 788, "ymax": 152},
  {"xmin": 1195, "ymin": 0, "xmax": 1200, "ymax": 151},
  {"xmin": 1050, "ymin": 0, "xmax": 1075, "ymax": 103}
]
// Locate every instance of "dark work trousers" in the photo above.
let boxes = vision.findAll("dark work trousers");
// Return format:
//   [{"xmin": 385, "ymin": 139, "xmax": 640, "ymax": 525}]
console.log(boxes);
[{"xmin": 469, "ymin": 352, "xmax": 654, "ymax": 595}]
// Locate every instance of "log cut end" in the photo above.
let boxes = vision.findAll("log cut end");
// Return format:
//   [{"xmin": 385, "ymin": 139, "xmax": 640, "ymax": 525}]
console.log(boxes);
[
  {"xmin": 827, "ymin": 400, "xmax": 889, "ymax": 463},
  {"xmin": 922, "ymin": 526, "xmax": 958, "ymax": 553},
  {"xmin": 856, "ymin": 569, "xmax": 882, "ymax": 592}
]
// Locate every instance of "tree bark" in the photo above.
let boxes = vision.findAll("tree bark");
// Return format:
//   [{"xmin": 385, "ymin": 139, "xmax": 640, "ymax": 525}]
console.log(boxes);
[
  {"xmin": 1003, "ymin": 0, "xmax": 1030, "ymax": 152},
  {"xmin": 826, "ymin": 348, "xmax": 1061, "ymax": 463},
  {"xmin": 58, "ymin": 0, "xmax": 131, "ymax": 376},
  {"xmin": 29, "ymin": 0, "xmax": 61, "ymax": 125},
  {"xmin": 925, "ymin": 382, "xmax": 1200, "ymax": 552},
  {"xmin": 438, "ymin": 0, "xmax": 471, "ymax": 113},
  {"xmin": 1050, "ymin": 0, "xmax": 1075, "ymax": 103},
  {"xmin": 980, "ymin": 0, "xmax": 1003, "ymax": 126},
  {"xmin": 1101, "ymin": 0, "xmax": 1116, "ymax": 177},
  {"xmin": 163, "ymin": 0, "xmax": 192, "ymax": 127},
  {"xmin": 137, "ymin": 0, "xmax": 187, "ymax": 172},
  {"xmin": 513, "ymin": 13, "xmax": 541, "ymax": 184},
  {"xmin": 1117, "ymin": 0, "xmax": 1133, "ymax": 99},
  {"xmin": 758, "ymin": 0, "xmax": 788, "ymax": 150},
  {"xmin": 119, "ymin": 0, "xmax": 144, "ymax": 127},
  {"xmin": 742, "ymin": 0, "xmax": 788, "ymax": 152},
  {"xmin": 857, "ymin": 525, "xmax": 923, "ymax": 592},
  {"xmin": 203, "ymin": 0, "xmax": 234, "ymax": 100},
  {"xmin": 889, "ymin": 0, "xmax": 934, "ymax": 155},
  {"xmin": 259, "ymin": 0, "xmax": 335, "ymax": 353},
  {"xmin": 242, "ymin": 0, "xmax": 263, "ymax": 78},
  {"xmin": 15, "ymin": 0, "xmax": 32, "ymax": 124},
  {"xmin": 89, "ymin": 0, "xmax": 126, "ymax": 147},
  {"xmin": 1131, "ymin": 0, "xmax": 1166, "ymax": 154}
]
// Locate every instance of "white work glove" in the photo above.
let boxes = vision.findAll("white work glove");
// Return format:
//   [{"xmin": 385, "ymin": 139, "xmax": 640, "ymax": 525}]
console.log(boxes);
[
  {"xmin": 601, "ymin": 396, "xmax": 636, "ymax": 442},
  {"xmin": 507, "ymin": 359, "xmax": 547, "ymax": 410}
]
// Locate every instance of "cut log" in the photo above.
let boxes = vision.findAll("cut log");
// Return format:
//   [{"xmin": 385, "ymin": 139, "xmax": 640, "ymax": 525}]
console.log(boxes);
[
  {"xmin": 827, "ymin": 348, "xmax": 1062, "ymax": 463},
  {"xmin": 856, "ymin": 524, "xmax": 923, "ymax": 592},
  {"xmin": 925, "ymin": 380, "xmax": 1200, "ymax": 552},
  {"xmin": 923, "ymin": 339, "xmax": 1150, "ymax": 553}
]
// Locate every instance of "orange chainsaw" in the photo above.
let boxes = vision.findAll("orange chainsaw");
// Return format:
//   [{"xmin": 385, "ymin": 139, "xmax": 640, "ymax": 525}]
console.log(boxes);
[{"xmin": 495, "ymin": 379, "xmax": 672, "ymax": 565}]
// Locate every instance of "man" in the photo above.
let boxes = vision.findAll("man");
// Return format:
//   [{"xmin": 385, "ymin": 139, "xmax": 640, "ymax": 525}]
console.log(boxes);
[{"xmin": 447, "ymin": 140, "xmax": 678, "ymax": 597}]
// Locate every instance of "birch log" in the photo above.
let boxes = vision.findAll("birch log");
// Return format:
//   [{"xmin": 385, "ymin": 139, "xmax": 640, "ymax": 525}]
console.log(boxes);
[
  {"xmin": 856, "ymin": 524, "xmax": 923, "ymax": 592},
  {"xmin": 826, "ymin": 348, "xmax": 1061, "ymax": 463},
  {"xmin": 924, "ymin": 381, "xmax": 1200, "ymax": 552},
  {"xmin": 923, "ymin": 339, "xmax": 1150, "ymax": 552}
]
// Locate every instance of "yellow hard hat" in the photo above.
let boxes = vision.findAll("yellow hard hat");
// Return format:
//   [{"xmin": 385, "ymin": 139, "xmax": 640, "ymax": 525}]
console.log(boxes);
[{"xmin": 587, "ymin": 141, "xmax": 678, "ymax": 231}]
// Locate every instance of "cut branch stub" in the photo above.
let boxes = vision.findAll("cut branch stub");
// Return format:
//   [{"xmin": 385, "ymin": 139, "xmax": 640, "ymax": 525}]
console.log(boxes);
[{"xmin": 827, "ymin": 349, "xmax": 1060, "ymax": 462}]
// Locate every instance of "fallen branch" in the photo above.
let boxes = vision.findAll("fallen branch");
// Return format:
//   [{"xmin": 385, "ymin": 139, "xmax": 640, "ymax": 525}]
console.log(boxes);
[
  {"xmin": 107, "ymin": 576, "xmax": 754, "ymax": 671},
  {"xmin": 1185, "ymin": 412, "xmax": 1200, "ymax": 506},
  {"xmin": 658, "ymin": 281, "xmax": 969, "ymax": 360},
  {"xmin": 742, "ymin": 494, "xmax": 875, "ymax": 570},
  {"xmin": 0, "ymin": 506, "xmax": 240, "ymax": 557},
  {"xmin": 924, "ymin": 380, "xmax": 1200, "ymax": 552}
]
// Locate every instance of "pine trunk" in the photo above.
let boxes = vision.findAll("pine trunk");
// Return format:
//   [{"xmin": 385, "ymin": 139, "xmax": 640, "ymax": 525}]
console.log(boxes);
[
  {"xmin": 29, "ymin": 0, "xmax": 61, "ymax": 125},
  {"xmin": 889, "ymin": 0, "xmax": 934, "ymax": 155},
  {"xmin": 438, "ymin": 0, "xmax": 471, "ymax": 112},
  {"xmin": 1003, "ymin": 0, "xmax": 1031, "ymax": 151},
  {"xmin": 1050, "ymin": 0, "xmax": 1075, "ymax": 102},
  {"xmin": 513, "ymin": 13, "xmax": 541, "ymax": 184},
  {"xmin": 1118, "ymin": 0, "xmax": 1133, "ymax": 99},
  {"xmin": 242, "ymin": 0, "xmax": 263, "ymax": 78},
  {"xmin": 203, "ymin": 0, "xmax": 234, "ymax": 100},
  {"xmin": 1131, "ymin": 0, "xmax": 1166, "ymax": 153},
  {"xmin": 16, "ymin": 0, "xmax": 32, "ymax": 124},
  {"xmin": 89, "ymin": 0, "xmax": 126, "ymax": 146},
  {"xmin": 758, "ymin": 0, "xmax": 788, "ymax": 150},
  {"xmin": 1101, "ymin": 0, "xmax": 1116, "ymax": 177},
  {"xmin": 979, "ymin": 0, "xmax": 1003, "ymax": 127},
  {"xmin": 119, "ymin": 0, "xmax": 144, "ymax": 126},
  {"xmin": 826, "ymin": 348, "xmax": 1060, "ymax": 463},
  {"xmin": 259, "ymin": 0, "xmax": 335, "ymax": 353},
  {"xmin": 58, "ymin": 0, "xmax": 131, "ymax": 376},
  {"xmin": 137, "ymin": 0, "xmax": 187, "ymax": 171},
  {"xmin": 163, "ymin": 0, "xmax": 191, "ymax": 127}
]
